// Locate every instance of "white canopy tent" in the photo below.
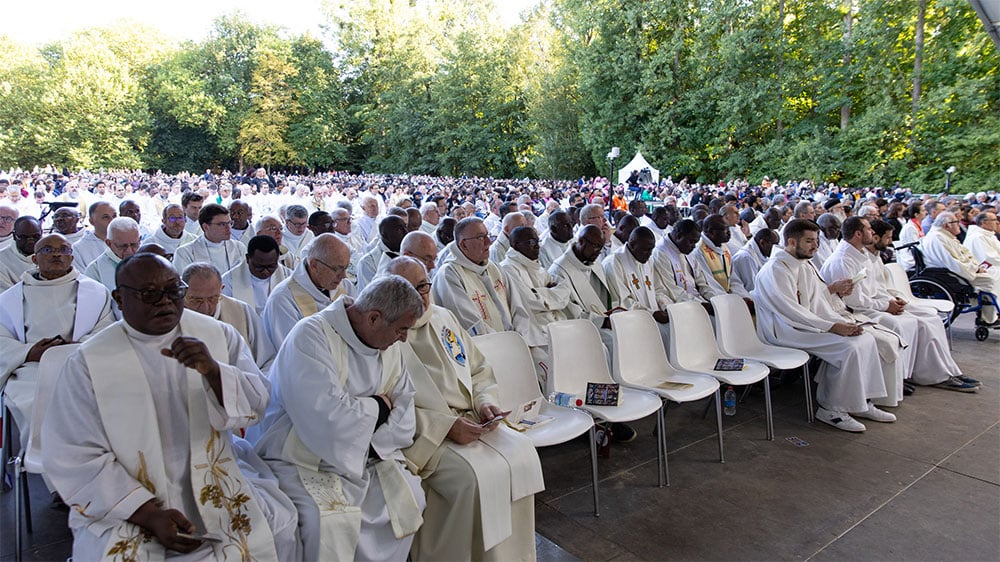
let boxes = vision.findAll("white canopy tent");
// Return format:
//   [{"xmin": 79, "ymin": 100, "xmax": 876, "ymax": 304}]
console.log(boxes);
[
  {"xmin": 969, "ymin": 0, "xmax": 1000, "ymax": 50},
  {"xmin": 617, "ymin": 151, "xmax": 660, "ymax": 186}
]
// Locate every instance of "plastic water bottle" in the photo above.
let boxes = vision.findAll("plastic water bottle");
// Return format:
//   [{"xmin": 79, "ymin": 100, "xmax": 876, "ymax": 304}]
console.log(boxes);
[
  {"xmin": 548, "ymin": 392, "xmax": 583, "ymax": 407},
  {"xmin": 724, "ymin": 386, "xmax": 736, "ymax": 416}
]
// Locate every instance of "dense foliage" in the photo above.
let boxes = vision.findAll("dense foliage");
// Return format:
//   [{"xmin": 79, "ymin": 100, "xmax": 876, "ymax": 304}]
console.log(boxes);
[{"xmin": 0, "ymin": 0, "xmax": 996, "ymax": 192}]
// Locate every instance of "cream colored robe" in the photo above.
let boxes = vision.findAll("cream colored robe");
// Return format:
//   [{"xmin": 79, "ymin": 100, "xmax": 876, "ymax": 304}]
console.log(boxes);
[
  {"xmin": 434, "ymin": 242, "xmax": 513, "ymax": 336},
  {"xmin": 222, "ymin": 261, "xmax": 292, "ymax": 317},
  {"xmin": 173, "ymin": 236, "xmax": 247, "ymax": 278},
  {"xmin": 0, "ymin": 244, "xmax": 35, "ymax": 291}
]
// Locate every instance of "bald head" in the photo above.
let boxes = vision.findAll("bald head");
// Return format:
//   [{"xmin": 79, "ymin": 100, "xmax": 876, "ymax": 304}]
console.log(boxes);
[
  {"xmin": 401, "ymin": 231, "xmax": 438, "ymax": 272},
  {"xmin": 502, "ymin": 211, "xmax": 527, "ymax": 236},
  {"xmin": 137, "ymin": 243, "xmax": 168, "ymax": 258}
]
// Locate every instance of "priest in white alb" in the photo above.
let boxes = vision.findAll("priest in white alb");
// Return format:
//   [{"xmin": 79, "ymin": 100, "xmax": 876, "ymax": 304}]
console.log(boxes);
[
  {"xmin": 173, "ymin": 203, "xmax": 247, "ymax": 275},
  {"xmin": 83, "ymin": 216, "xmax": 142, "ymax": 294},
  {"xmin": 538, "ymin": 210, "xmax": 574, "ymax": 269},
  {"xmin": 650, "ymin": 219, "xmax": 721, "ymax": 305},
  {"xmin": 489, "ymin": 211, "xmax": 527, "ymax": 265},
  {"xmin": 72, "ymin": 201, "xmax": 118, "ymax": 268},
  {"xmin": 0, "ymin": 217, "xmax": 42, "ymax": 291},
  {"xmin": 356, "ymin": 215, "xmax": 406, "ymax": 290},
  {"xmin": 148, "ymin": 204, "xmax": 197, "ymax": 258},
  {"xmin": 254, "ymin": 276, "xmax": 426, "ymax": 561},
  {"xmin": 433, "ymin": 217, "xmax": 513, "ymax": 336},
  {"xmin": 500, "ymin": 226, "xmax": 572, "ymax": 385},
  {"xmin": 221, "ymin": 235, "xmax": 291, "ymax": 317},
  {"xmin": 731, "ymin": 229, "xmax": 778, "ymax": 293},
  {"xmin": 688, "ymin": 215, "xmax": 750, "ymax": 298},
  {"xmin": 41, "ymin": 253, "xmax": 298, "ymax": 561}
]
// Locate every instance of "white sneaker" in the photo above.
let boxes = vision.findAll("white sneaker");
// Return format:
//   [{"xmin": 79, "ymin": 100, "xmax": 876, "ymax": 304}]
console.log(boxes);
[
  {"xmin": 853, "ymin": 402, "xmax": 897, "ymax": 423},
  {"xmin": 816, "ymin": 407, "xmax": 867, "ymax": 432}
]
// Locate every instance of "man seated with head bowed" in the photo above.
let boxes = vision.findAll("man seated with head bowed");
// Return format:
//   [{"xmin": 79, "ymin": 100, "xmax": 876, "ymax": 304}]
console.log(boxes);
[
  {"xmin": 434, "ymin": 217, "xmax": 457, "ymax": 265},
  {"xmin": 254, "ymin": 276, "xmax": 426, "ymax": 562},
  {"xmin": 356, "ymin": 214, "xmax": 407, "ymax": 290},
  {"xmin": 173, "ymin": 203, "xmax": 247, "ymax": 276},
  {"xmin": 650, "ymin": 218, "xmax": 721, "ymax": 309},
  {"xmin": 307, "ymin": 210, "xmax": 336, "ymax": 238},
  {"xmin": 720, "ymin": 203, "xmax": 747, "ymax": 256},
  {"xmin": 753, "ymin": 219, "xmax": 900, "ymax": 432},
  {"xmin": 183, "ymin": 262, "xmax": 275, "ymax": 373},
  {"xmin": 603, "ymin": 226, "xmax": 681, "ymax": 348},
  {"xmin": 578, "ymin": 203, "xmax": 613, "ymax": 262},
  {"xmin": 538, "ymin": 210, "xmax": 574, "ymax": 269},
  {"xmin": 400, "ymin": 230, "xmax": 439, "ymax": 278},
  {"xmin": 489, "ymin": 211, "xmax": 527, "ymax": 265},
  {"xmin": 0, "ymin": 204, "xmax": 17, "ymax": 251},
  {"xmin": 149, "ymin": 203, "xmax": 197, "ymax": 260},
  {"xmin": 281, "ymin": 205, "xmax": 316, "ymax": 267},
  {"xmin": 387, "ymin": 257, "xmax": 544, "ymax": 562},
  {"xmin": 434, "ymin": 217, "xmax": 513, "ymax": 336},
  {"xmin": 72, "ymin": 201, "xmax": 118, "ymax": 269},
  {"xmin": 689, "ymin": 215, "xmax": 751, "ymax": 299},
  {"xmin": 1, "ymin": 233, "xmax": 114, "ymax": 455},
  {"xmin": 222, "ymin": 235, "xmax": 291, "ymax": 318},
  {"xmin": 263, "ymin": 233, "xmax": 354, "ymax": 350},
  {"xmin": 500, "ymin": 226, "xmax": 572, "ymax": 385},
  {"xmin": 609, "ymin": 214, "xmax": 639, "ymax": 254},
  {"xmin": 83, "ymin": 216, "xmax": 141, "ymax": 295},
  {"xmin": 731, "ymin": 228, "xmax": 779, "ymax": 294},
  {"xmin": 255, "ymin": 215, "xmax": 298, "ymax": 270},
  {"xmin": 0, "ymin": 217, "xmax": 43, "ymax": 291},
  {"xmin": 418, "ymin": 202, "xmax": 440, "ymax": 237},
  {"xmin": 42, "ymin": 253, "xmax": 298, "ymax": 561}
]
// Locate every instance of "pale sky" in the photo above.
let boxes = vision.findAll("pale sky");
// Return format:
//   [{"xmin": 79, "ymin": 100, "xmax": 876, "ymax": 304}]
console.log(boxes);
[{"xmin": 4, "ymin": 0, "xmax": 537, "ymax": 46}]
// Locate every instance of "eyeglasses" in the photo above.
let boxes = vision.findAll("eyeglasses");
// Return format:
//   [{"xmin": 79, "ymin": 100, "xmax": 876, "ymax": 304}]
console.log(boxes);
[
  {"xmin": 288, "ymin": 220, "xmax": 307, "ymax": 228},
  {"xmin": 37, "ymin": 246, "xmax": 73, "ymax": 255},
  {"xmin": 947, "ymin": 220, "xmax": 961, "ymax": 226},
  {"xmin": 313, "ymin": 258, "xmax": 349, "ymax": 275},
  {"xmin": 415, "ymin": 281, "xmax": 432, "ymax": 295},
  {"xmin": 259, "ymin": 225, "xmax": 281, "ymax": 233},
  {"xmin": 460, "ymin": 233, "xmax": 491, "ymax": 244},
  {"xmin": 186, "ymin": 294, "xmax": 221, "ymax": 307},
  {"xmin": 111, "ymin": 241, "xmax": 141, "ymax": 252},
  {"xmin": 0, "ymin": 216, "xmax": 15, "ymax": 223},
  {"xmin": 13, "ymin": 233, "xmax": 41, "ymax": 241},
  {"xmin": 209, "ymin": 220, "xmax": 234, "ymax": 227},
  {"xmin": 166, "ymin": 216, "xmax": 186, "ymax": 223},
  {"xmin": 333, "ymin": 217, "xmax": 352, "ymax": 223},
  {"xmin": 118, "ymin": 282, "xmax": 189, "ymax": 304}
]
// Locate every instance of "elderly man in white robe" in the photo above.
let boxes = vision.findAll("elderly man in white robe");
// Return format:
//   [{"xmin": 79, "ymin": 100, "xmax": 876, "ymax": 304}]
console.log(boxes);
[
  {"xmin": 922, "ymin": 211, "xmax": 1000, "ymax": 324},
  {"xmin": 0, "ymin": 204, "xmax": 17, "ymax": 250},
  {"xmin": 539, "ymin": 210, "xmax": 574, "ymax": 269},
  {"xmin": 255, "ymin": 215, "xmax": 298, "ymax": 270},
  {"xmin": 263, "ymin": 233, "xmax": 355, "ymax": 350},
  {"xmin": 732, "ymin": 228, "xmax": 779, "ymax": 293},
  {"xmin": 254, "ymin": 276, "xmax": 426, "ymax": 561},
  {"xmin": 753, "ymin": 219, "xmax": 898, "ymax": 432},
  {"xmin": 418, "ymin": 202, "xmax": 440, "ymax": 237},
  {"xmin": 387, "ymin": 257, "xmax": 544, "ymax": 561},
  {"xmin": 0, "ymin": 233, "xmax": 114, "ymax": 455},
  {"xmin": 173, "ymin": 203, "xmax": 247, "ymax": 275},
  {"xmin": 50, "ymin": 206, "xmax": 87, "ymax": 246},
  {"xmin": 578, "ymin": 203, "xmax": 613, "ymax": 262},
  {"xmin": 0, "ymin": 217, "xmax": 42, "ymax": 291},
  {"xmin": 822, "ymin": 217, "xmax": 977, "ymax": 405},
  {"xmin": 500, "ymin": 226, "xmax": 571, "ymax": 385},
  {"xmin": 72, "ymin": 201, "xmax": 118, "ymax": 268},
  {"xmin": 282, "ymin": 204, "xmax": 316, "ymax": 258},
  {"xmin": 83, "ymin": 216, "xmax": 141, "ymax": 294},
  {"xmin": 149, "ymin": 203, "xmax": 197, "ymax": 258},
  {"xmin": 489, "ymin": 211, "xmax": 527, "ymax": 265},
  {"xmin": 400, "ymin": 230, "xmax": 439, "ymax": 277},
  {"xmin": 604, "ymin": 226, "xmax": 679, "ymax": 348},
  {"xmin": 720, "ymin": 204, "xmax": 747, "ymax": 256},
  {"xmin": 356, "ymin": 214, "xmax": 406, "ymax": 290},
  {"xmin": 222, "ymin": 235, "xmax": 291, "ymax": 317},
  {"xmin": 183, "ymin": 262, "xmax": 275, "ymax": 373},
  {"xmin": 42, "ymin": 253, "xmax": 297, "ymax": 561},
  {"xmin": 963, "ymin": 211, "xmax": 1000, "ymax": 324},
  {"xmin": 651, "ymin": 219, "xmax": 721, "ymax": 305},
  {"xmin": 434, "ymin": 217, "xmax": 513, "ymax": 335},
  {"xmin": 689, "ymin": 215, "xmax": 750, "ymax": 298}
]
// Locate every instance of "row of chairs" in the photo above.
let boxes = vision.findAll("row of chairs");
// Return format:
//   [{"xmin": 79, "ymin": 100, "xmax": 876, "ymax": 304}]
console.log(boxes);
[{"xmin": 475, "ymin": 294, "xmax": 811, "ymax": 518}]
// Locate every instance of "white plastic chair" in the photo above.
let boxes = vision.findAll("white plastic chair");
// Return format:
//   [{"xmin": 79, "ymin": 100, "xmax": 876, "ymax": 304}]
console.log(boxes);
[
  {"xmin": 710, "ymin": 294, "xmax": 814, "ymax": 423},
  {"xmin": 12, "ymin": 343, "xmax": 80, "ymax": 562},
  {"xmin": 665, "ymin": 301, "xmax": 774, "ymax": 440},
  {"xmin": 886, "ymin": 262, "xmax": 955, "ymax": 315},
  {"xmin": 547, "ymin": 319, "xmax": 666, "ymax": 486},
  {"xmin": 473, "ymin": 332, "xmax": 601, "ymax": 516},
  {"xmin": 610, "ymin": 310, "xmax": 724, "ymax": 480}
]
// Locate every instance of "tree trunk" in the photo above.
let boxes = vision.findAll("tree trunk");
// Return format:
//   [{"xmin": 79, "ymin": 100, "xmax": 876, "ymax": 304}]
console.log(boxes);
[
  {"xmin": 840, "ymin": 0, "xmax": 854, "ymax": 131},
  {"xmin": 912, "ymin": 0, "xmax": 926, "ymax": 128}
]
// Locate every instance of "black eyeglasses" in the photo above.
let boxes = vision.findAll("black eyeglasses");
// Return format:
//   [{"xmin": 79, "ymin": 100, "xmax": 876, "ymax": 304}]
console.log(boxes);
[
  {"xmin": 415, "ymin": 281, "xmax": 432, "ymax": 295},
  {"xmin": 314, "ymin": 258, "xmax": 349, "ymax": 275},
  {"xmin": 118, "ymin": 282, "xmax": 189, "ymax": 304}
]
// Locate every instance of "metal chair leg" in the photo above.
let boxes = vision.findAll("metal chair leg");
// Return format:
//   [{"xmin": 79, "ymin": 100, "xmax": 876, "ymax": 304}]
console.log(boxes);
[
  {"xmin": 656, "ymin": 404, "xmax": 667, "ymax": 488},
  {"xmin": 715, "ymin": 389, "xmax": 725, "ymax": 464},
  {"xmin": 803, "ymin": 363, "xmax": 814, "ymax": 423},
  {"xmin": 22, "ymin": 468, "xmax": 32, "ymax": 534},
  {"xmin": 588, "ymin": 425, "xmax": 600, "ymax": 517},
  {"xmin": 661, "ymin": 402, "xmax": 670, "ymax": 487},
  {"xmin": 13, "ymin": 456, "xmax": 23, "ymax": 562},
  {"xmin": 763, "ymin": 375, "xmax": 774, "ymax": 441},
  {"xmin": 2, "ymin": 401, "xmax": 11, "ymax": 491}
]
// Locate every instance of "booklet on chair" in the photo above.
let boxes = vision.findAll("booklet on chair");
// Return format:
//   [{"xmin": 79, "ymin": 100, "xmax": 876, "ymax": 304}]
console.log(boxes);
[
  {"xmin": 585, "ymin": 382, "xmax": 621, "ymax": 406},
  {"xmin": 504, "ymin": 398, "xmax": 553, "ymax": 431},
  {"xmin": 714, "ymin": 358, "xmax": 745, "ymax": 371},
  {"xmin": 656, "ymin": 380, "xmax": 695, "ymax": 390}
]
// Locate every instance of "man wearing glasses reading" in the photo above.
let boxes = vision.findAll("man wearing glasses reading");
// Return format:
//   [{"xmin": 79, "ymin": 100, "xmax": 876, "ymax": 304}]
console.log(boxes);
[{"xmin": 1, "ymin": 233, "xmax": 113, "ymax": 458}]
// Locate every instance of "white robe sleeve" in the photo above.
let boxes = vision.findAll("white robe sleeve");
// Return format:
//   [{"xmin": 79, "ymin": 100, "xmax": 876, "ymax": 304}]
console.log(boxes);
[
  {"xmin": 371, "ymin": 358, "xmax": 417, "ymax": 461},
  {"xmin": 262, "ymin": 287, "xmax": 301, "ymax": 351},
  {"xmin": 0, "ymin": 322, "xmax": 31, "ymax": 385},
  {"xmin": 731, "ymin": 251, "xmax": 758, "ymax": 293},
  {"xmin": 207, "ymin": 323, "xmax": 271, "ymax": 431},
  {"xmin": 754, "ymin": 261, "xmax": 836, "ymax": 333},
  {"xmin": 601, "ymin": 255, "xmax": 637, "ymax": 310}
]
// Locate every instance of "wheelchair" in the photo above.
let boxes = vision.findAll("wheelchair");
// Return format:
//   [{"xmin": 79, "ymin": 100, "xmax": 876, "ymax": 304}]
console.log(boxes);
[{"xmin": 897, "ymin": 241, "xmax": 998, "ymax": 342}]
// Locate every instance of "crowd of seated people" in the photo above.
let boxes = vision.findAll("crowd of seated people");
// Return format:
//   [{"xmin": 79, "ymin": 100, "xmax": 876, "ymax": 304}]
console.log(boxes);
[{"xmin": 0, "ymin": 165, "xmax": 995, "ymax": 560}]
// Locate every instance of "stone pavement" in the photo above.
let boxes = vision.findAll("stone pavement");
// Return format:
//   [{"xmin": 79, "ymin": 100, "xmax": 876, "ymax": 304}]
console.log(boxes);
[{"xmin": 3, "ymin": 314, "xmax": 997, "ymax": 561}]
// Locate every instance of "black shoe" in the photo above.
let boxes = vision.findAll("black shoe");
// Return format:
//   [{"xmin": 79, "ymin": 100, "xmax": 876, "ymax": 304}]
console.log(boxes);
[
  {"xmin": 956, "ymin": 375, "xmax": 982, "ymax": 387},
  {"xmin": 903, "ymin": 382, "xmax": 916, "ymax": 396},
  {"xmin": 610, "ymin": 423, "xmax": 637, "ymax": 443}
]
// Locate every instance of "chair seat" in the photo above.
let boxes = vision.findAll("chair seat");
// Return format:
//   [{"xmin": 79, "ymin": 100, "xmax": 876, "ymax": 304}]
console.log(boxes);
[
  {"xmin": 523, "ymin": 404, "xmax": 594, "ymax": 448},
  {"xmin": 624, "ymin": 371, "xmax": 719, "ymax": 403},
  {"xmin": 917, "ymin": 297, "xmax": 954, "ymax": 313},
  {"xmin": 682, "ymin": 359, "xmax": 770, "ymax": 386},
  {"xmin": 576, "ymin": 388, "xmax": 662, "ymax": 423},
  {"xmin": 740, "ymin": 346, "xmax": 810, "ymax": 370}
]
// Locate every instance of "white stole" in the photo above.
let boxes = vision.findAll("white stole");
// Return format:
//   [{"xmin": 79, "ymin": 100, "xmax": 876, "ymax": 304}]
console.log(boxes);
[
  {"xmin": 453, "ymin": 262, "xmax": 511, "ymax": 334},
  {"xmin": 0, "ymin": 275, "xmax": 107, "ymax": 343}
]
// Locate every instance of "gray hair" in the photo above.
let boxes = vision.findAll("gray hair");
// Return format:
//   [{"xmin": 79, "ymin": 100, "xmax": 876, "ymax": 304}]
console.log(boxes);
[
  {"xmin": 107, "ymin": 216, "xmax": 140, "ymax": 239},
  {"xmin": 933, "ymin": 211, "xmax": 956, "ymax": 228},
  {"xmin": 420, "ymin": 202, "xmax": 438, "ymax": 215},
  {"xmin": 580, "ymin": 203, "xmax": 604, "ymax": 222},
  {"xmin": 181, "ymin": 262, "xmax": 222, "ymax": 284},
  {"xmin": 354, "ymin": 274, "xmax": 424, "ymax": 324},
  {"xmin": 255, "ymin": 215, "xmax": 282, "ymax": 232},
  {"xmin": 335, "ymin": 200, "xmax": 353, "ymax": 214},
  {"xmin": 286, "ymin": 204, "xmax": 309, "ymax": 220}
]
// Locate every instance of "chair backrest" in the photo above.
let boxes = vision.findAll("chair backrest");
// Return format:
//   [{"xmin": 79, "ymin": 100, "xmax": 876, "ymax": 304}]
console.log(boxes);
[
  {"xmin": 886, "ymin": 263, "xmax": 917, "ymax": 300},
  {"xmin": 709, "ymin": 294, "xmax": 762, "ymax": 357},
  {"xmin": 473, "ymin": 332, "xmax": 542, "ymax": 412},
  {"xmin": 27, "ymin": 343, "xmax": 81, "ymax": 469},
  {"xmin": 547, "ymin": 319, "xmax": 614, "ymax": 396},
  {"xmin": 666, "ymin": 301, "xmax": 721, "ymax": 369},
  {"xmin": 609, "ymin": 310, "xmax": 679, "ymax": 387}
]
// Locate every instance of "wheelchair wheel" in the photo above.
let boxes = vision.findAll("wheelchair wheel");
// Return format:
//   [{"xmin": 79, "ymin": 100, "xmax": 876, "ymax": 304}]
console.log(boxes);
[
  {"xmin": 909, "ymin": 278, "xmax": 961, "ymax": 327},
  {"xmin": 975, "ymin": 326, "xmax": 989, "ymax": 341}
]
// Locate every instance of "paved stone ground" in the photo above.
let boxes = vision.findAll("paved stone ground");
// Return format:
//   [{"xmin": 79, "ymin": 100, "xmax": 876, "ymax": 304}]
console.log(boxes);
[{"xmin": 3, "ymin": 314, "xmax": 997, "ymax": 561}]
